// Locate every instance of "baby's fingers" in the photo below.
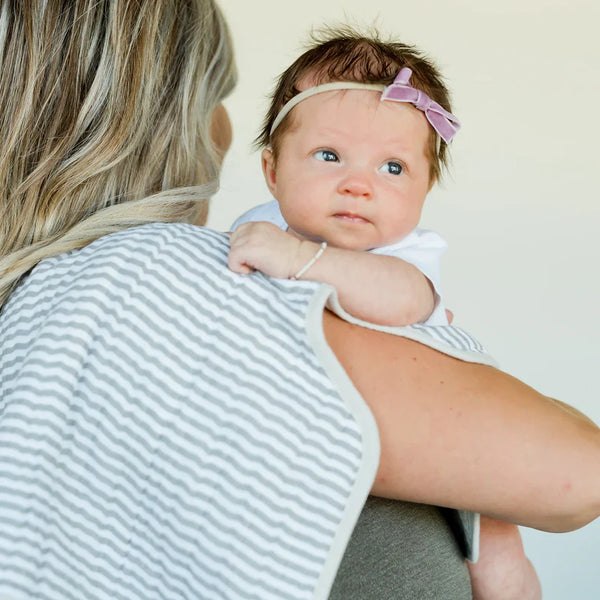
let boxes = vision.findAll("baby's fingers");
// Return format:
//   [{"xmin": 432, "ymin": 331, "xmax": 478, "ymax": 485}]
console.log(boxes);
[
  {"xmin": 228, "ymin": 225, "xmax": 251, "ymax": 273},
  {"xmin": 228, "ymin": 221, "xmax": 296, "ymax": 278},
  {"xmin": 228, "ymin": 241, "xmax": 253, "ymax": 274},
  {"xmin": 230, "ymin": 262, "xmax": 253, "ymax": 274}
]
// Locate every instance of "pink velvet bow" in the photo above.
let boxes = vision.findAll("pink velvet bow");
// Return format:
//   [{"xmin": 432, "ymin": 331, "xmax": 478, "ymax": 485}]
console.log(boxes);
[{"xmin": 381, "ymin": 67, "xmax": 461, "ymax": 143}]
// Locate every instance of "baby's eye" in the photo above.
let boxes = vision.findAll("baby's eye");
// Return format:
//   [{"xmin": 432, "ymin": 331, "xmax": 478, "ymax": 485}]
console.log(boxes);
[
  {"xmin": 313, "ymin": 149, "xmax": 339, "ymax": 162},
  {"xmin": 380, "ymin": 161, "xmax": 404, "ymax": 175}
]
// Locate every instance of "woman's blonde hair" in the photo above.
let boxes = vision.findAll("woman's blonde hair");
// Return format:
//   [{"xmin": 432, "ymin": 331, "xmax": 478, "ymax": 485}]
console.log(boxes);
[{"xmin": 0, "ymin": 0, "xmax": 236, "ymax": 306}]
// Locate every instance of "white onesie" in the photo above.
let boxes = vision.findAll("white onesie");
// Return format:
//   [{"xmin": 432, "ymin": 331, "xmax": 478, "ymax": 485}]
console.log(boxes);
[{"xmin": 232, "ymin": 200, "xmax": 449, "ymax": 326}]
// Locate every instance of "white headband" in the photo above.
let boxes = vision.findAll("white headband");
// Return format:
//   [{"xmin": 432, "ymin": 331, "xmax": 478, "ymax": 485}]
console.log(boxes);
[
  {"xmin": 268, "ymin": 69, "xmax": 461, "ymax": 144},
  {"xmin": 269, "ymin": 82, "xmax": 385, "ymax": 136}
]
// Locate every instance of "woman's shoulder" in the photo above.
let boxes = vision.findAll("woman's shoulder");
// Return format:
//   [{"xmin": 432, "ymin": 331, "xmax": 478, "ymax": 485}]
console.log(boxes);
[
  {"xmin": 6, "ymin": 224, "xmax": 233, "ymax": 325},
  {"xmin": 21, "ymin": 223, "xmax": 321, "ymax": 325},
  {"xmin": 85, "ymin": 223, "xmax": 230, "ymax": 264},
  {"xmin": 39, "ymin": 223, "xmax": 231, "ymax": 289}
]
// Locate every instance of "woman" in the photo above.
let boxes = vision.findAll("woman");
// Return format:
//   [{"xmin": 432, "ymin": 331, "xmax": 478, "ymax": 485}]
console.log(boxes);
[{"xmin": 0, "ymin": 2, "xmax": 598, "ymax": 599}]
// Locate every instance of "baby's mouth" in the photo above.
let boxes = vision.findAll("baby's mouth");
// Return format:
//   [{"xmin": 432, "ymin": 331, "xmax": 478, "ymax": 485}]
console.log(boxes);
[{"xmin": 333, "ymin": 212, "xmax": 370, "ymax": 224}]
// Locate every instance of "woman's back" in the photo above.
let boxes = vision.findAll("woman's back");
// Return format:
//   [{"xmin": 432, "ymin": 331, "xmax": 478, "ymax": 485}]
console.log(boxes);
[{"xmin": 0, "ymin": 223, "xmax": 379, "ymax": 599}]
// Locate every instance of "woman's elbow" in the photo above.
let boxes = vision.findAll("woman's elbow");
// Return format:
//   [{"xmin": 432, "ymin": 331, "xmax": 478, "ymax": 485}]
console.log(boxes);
[
  {"xmin": 548, "ymin": 493, "xmax": 600, "ymax": 533},
  {"xmin": 540, "ymin": 499, "xmax": 600, "ymax": 533},
  {"xmin": 540, "ymin": 463, "xmax": 600, "ymax": 532},
  {"xmin": 537, "ymin": 412, "xmax": 600, "ymax": 532}
]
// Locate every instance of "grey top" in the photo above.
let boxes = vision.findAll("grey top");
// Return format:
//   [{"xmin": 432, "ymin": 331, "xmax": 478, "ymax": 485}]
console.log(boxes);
[
  {"xmin": 330, "ymin": 497, "xmax": 473, "ymax": 599},
  {"xmin": 0, "ymin": 224, "xmax": 493, "ymax": 599}
]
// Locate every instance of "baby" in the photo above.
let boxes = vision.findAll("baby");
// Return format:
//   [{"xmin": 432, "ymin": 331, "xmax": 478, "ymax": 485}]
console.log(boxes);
[
  {"xmin": 228, "ymin": 27, "xmax": 541, "ymax": 598},
  {"xmin": 228, "ymin": 31, "xmax": 457, "ymax": 327}
]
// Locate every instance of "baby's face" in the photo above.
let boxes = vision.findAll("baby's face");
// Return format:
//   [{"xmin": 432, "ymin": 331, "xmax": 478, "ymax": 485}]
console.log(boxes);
[{"xmin": 262, "ymin": 88, "xmax": 433, "ymax": 250}]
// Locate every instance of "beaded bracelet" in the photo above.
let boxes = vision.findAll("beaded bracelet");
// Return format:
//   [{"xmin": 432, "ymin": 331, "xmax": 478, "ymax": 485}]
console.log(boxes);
[{"xmin": 290, "ymin": 242, "xmax": 327, "ymax": 280}]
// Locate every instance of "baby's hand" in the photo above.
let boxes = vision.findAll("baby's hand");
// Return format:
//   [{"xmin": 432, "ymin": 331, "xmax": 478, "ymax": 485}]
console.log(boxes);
[{"xmin": 228, "ymin": 221, "xmax": 302, "ymax": 279}]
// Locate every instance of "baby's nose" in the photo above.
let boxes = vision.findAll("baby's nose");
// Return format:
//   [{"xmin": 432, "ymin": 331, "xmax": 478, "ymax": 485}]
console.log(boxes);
[{"xmin": 338, "ymin": 172, "xmax": 373, "ymax": 199}]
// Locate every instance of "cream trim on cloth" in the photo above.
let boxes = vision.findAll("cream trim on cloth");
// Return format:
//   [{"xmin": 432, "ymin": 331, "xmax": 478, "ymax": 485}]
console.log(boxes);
[
  {"xmin": 306, "ymin": 284, "xmax": 493, "ymax": 565},
  {"xmin": 305, "ymin": 286, "xmax": 381, "ymax": 597}
]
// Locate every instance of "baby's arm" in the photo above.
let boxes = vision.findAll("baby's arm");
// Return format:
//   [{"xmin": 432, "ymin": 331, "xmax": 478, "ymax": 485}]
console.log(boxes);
[
  {"xmin": 468, "ymin": 516, "xmax": 541, "ymax": 600},
  {"xmin": 228, "ymin": 221, "xmax": 434, "ymax": 326}
]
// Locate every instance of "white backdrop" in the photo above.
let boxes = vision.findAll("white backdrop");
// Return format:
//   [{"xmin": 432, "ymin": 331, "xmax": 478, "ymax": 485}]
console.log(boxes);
[{"xmin": 209, "ymin": 1, "xmax": 600, "ymax": 597}]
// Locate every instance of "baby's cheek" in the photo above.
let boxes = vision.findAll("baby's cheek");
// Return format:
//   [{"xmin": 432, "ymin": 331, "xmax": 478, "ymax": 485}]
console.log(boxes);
[
  {"xmin": 280, "ymin": 199, "xmax": 312, "ymax": 227},
  {"xmin": 283, "ymin": 210, "xmax": 323, "ymax": 241},
  {"xmin": 286, "ymin": 214, "xmax": 317, "ymax": 237},
  {"xmin": 383, "ymin": 211, "xmax": 419, "ymax": 243}
]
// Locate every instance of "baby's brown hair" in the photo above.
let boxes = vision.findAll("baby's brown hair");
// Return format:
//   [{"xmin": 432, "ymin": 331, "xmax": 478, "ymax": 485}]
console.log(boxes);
[{"xmin": 256, "ymin": 26, "xmax": 455, "ymax": 183}]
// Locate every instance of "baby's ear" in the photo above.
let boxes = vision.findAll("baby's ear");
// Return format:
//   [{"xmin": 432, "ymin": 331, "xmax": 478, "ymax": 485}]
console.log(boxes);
[{"xmin": 261, "ymin": 149, "xmax": 277, "ymax": 195}]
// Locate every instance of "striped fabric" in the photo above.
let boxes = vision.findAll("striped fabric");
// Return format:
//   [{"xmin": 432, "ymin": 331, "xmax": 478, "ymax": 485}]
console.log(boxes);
[
  {"xmin": 408, "ymin": 323, "xmax": 489, "ymax": 356},
  {"xmin": 0, "ymin": 223, "xmax": 492, "ymax": 598},
  {"xmin": 0, "ymin": 224, "xmax": 378, "ymax": 600}
]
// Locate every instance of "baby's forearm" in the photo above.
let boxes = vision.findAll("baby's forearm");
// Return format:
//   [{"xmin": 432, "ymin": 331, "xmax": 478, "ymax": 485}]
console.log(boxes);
[
  {"xmin": 294, "ymin": 240, "xmax": 435, "ymax": 326},
  {"xmin": 228, "ymin": 223, "xmax": 436, "ymax": 325}
]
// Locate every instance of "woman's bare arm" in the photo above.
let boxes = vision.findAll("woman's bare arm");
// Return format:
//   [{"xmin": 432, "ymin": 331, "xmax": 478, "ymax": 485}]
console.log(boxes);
[{"xmin": 322, "ymin": 310, "xmax": 600, "ymax": 533}]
